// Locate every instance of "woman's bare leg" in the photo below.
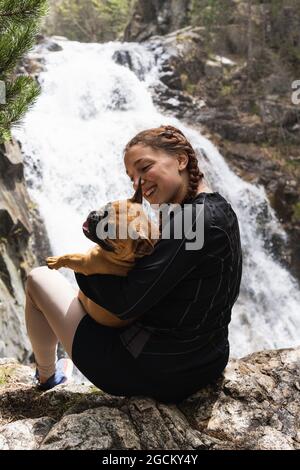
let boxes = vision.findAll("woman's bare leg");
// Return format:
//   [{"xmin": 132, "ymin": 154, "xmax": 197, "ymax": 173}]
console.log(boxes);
[{"xmin": 25, "ymin": 266, "xmax": 87, "ymax": 381}]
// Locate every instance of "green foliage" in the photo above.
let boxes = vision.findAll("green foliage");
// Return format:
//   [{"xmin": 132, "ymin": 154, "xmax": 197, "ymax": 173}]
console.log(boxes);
[
  {"xmin": 188, "ymin": 0, "xmax": 233, "ymax": 55},
  {"xmin": 0, "ymin": 23, "xmax": 39, "ymax": 74},
  {"xmin": 0, "ymin": 366, "xmax": 14, "ymax": 386},
  {"xmin": 188, "ymin": 0, "xmax": 300, "ymax": 87},
  {"xmin": 270, "ymin": 0, "xmax": 284, "ymax": 19},
  {"xmin": 249, "ymin": 101, "xmax": 260, "ymax": 116},
  {"xmin": 220, "ymin": 84, "xmax": 233, "ymax": 97},
  {"xmin": 101, "ymin": 0, "xmax": 133, "ymax": 38},
  {"xmin": 43, "ymin": 0, "xmax": 135, "ymax": 42},
  {"xmin": 188, "ymin": 0, "xmax": 232, "ymax": 29},
  {"xmin": 266, "ymin": 0, "xmax": 300, "ymax": 72},
  {"xmin": 0, "ymin": 76, "xmax": 41, "ymax": 131},
  {"xmin": 0, "ymin": 0, "xmax": 48, "ymax": 31},
  {"xmin": 0, "ymin": 0, "xmax": 48, "ymax": 143}
]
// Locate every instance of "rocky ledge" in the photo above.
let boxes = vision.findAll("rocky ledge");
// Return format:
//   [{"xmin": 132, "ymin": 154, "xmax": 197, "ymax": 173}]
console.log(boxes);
[{"xmin": 0, "ymin": 347, "xmax": 299, "ymax": 450}]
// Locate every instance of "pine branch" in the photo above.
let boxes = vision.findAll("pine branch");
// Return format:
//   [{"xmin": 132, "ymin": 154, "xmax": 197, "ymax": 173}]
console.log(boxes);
[
  {"xmin": 9, "ymin": 76, "xmax": 41, "ymax": 122},
  {"xmin": 0, "ymin": 76, "xmax": 40, "ymax": 140},
  {"xmin": 0, "ymin": 0, "xmax": 48, "ymax": 143},
  {"xmin": 0, "ymin": 0, "xmax": 48, "ymax": 18},
  {"xmin": 0, "ymin": 0, "xmax": 48, "ymax": 33},
  {"xmin": 0, "ymin": 22, "xmax": 39, "ymax": 74}
]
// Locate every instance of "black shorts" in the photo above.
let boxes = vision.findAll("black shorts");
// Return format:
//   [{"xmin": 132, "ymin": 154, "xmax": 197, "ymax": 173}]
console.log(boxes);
[{"xmin": 72, "ymin": 314, "xmax": 229, "ymax": 404}]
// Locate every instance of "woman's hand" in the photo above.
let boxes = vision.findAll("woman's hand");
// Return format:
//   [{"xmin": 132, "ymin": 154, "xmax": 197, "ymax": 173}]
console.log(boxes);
[{"xmin": 46, "ymin": 256, "xmax": 64, "ymax": 270}]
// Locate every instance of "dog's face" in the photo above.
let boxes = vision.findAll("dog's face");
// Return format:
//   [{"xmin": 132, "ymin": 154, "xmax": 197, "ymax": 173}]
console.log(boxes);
[{"xmin": 82, "ymin": 178, "xmax": 157, "ymax": 258}]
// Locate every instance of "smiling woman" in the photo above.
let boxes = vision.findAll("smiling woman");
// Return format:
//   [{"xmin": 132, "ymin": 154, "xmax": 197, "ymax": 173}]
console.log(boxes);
[
  {"xmin": 25, "ymin": 124, "xmax": 242, "ymax": 404},
  {"xmin": 71, "ymin": 124, "xmax": 242, "ymax": 402},
  {"xmin": 124, "ymin": 125, "xmax": 205, "ymax": 205}
]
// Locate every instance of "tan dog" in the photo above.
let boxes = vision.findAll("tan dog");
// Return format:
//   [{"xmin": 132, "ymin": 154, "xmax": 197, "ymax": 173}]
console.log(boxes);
[{"xmin": 46, "ymin": 179, "xmax": 159, "ymax": 327}]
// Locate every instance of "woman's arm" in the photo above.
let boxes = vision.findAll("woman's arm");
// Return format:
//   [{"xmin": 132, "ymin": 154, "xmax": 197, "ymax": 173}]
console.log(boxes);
[{"xmin": 75, "ymin": 203, "xmax": 210, "ymax": 321}]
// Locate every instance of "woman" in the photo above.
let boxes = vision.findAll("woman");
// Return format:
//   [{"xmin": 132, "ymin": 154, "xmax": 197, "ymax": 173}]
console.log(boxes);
[{"xmin": 25, "ymin": 124, "xmax": 242, "ymax": 404}]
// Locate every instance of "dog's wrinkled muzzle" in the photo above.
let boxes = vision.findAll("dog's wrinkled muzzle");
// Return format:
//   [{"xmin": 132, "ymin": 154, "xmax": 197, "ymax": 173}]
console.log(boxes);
[
  {"xmin": 82, "ymin": 209, "xmax": 115, "ymax": 252},
  {"xmin": 83, "ymin": 210, "xmax": 100, "ymax": 233}
]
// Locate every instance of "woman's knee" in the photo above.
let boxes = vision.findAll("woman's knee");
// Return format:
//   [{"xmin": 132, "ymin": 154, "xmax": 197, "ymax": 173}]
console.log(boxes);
[{"xmin": 25, "ymin": 266, "xmax": 49, "ymax": 293}]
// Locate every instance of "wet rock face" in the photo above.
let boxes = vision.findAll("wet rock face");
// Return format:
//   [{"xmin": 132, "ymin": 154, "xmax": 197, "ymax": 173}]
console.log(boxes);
[
  {"xmin": 123, "ymin": 0, "xmax": 192, "ymax": 42},
  {"xmin": 133, "ymin": 23, "xmax": 300, "ymax": 283},
  {"xmin": 122, "ymin": 0, "xmax": 300, "ymax": 281},
  {"xmin": 0, "ymin": 348, "xmax": 299, "ymax": 450},
  {"xmin": 137, "ymin": 28, "xmax": 209, "ymax": 122},
  {"xmin": 215, "ymin": 138, "xmax": 300, "ymax": 280},
  {"xmin": 0, "ymin": 140, "xmax": 52, "ymax": 361}
]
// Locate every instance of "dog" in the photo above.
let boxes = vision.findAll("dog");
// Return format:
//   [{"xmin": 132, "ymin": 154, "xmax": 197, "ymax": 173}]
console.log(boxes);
[{"xmin": 46, "ymin": 178, "xmax": 159, "ymax": 327}]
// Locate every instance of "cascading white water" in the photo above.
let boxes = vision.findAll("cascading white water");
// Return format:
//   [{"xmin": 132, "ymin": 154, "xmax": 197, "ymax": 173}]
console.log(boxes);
[{"xmin": 13, "ymin": 38, "xmax": 300, "ymax": 358}]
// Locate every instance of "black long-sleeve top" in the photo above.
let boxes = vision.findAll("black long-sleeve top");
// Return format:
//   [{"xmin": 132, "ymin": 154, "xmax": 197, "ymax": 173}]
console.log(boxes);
[{"xmin": 74, "ymin": 192, "xmax": 242, "ymax": 360}]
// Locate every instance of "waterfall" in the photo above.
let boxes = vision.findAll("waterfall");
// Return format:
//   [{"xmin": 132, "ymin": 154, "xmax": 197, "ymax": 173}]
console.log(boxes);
[{"xmin": 13, "ymin": 38, "xmax": 300, "ymax": 358}]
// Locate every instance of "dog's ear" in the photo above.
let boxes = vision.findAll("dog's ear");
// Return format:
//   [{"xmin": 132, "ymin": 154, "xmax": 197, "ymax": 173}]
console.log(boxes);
[
  {"xmin": 134, "ymin": 238, "xmax": 155, "ymax": 257},
  {"xmin": 130, "ymin": 177, "xmax": 143, "ymax": 204}
]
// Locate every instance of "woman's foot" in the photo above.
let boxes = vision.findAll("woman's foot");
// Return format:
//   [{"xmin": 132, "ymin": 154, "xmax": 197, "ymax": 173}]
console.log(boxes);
[{"xmin": 35, "ymin": 358, "xmax": 73, "ymax": 390}]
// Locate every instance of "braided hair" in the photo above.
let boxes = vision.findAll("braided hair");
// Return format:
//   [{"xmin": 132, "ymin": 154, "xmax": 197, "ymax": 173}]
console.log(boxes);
[{"xmin": 123, "ymin": 124, "xmax": 204, "ymax": 205}]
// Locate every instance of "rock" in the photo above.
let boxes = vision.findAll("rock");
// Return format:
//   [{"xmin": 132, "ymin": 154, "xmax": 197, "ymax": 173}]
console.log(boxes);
[
  {"xmin": 0, "ymin": 139, "xmax": 52, "ymax": 361},
  {"xmin": 259, "ymin": 99, "xmax": 300, "ymax": 132},
  {"xmin": 112, "ymin": 49, "xmax": 149, "ymax": 82},
  {"xmin": 0, "ymin": 417, "xmax": 55, "ymax": 450},
  {"xmin": 215, "ymin": 138, "xmax": 300, "ymax": 279},
  {"xmin": 146, "ymin": 26, "xmax": 207, "ymax": 86},
  {"xmin": 16, "ymin": 35, "xmax": 63, "ymax": 79},
  {"xmin": 123, "ymin": 0, "xmax": 192, "ymax": 43},
  {"xmin": 35, "ymin": 34, "xmax": 64, "ymax": 52},
  {"xmin": 205, "ymin": 60, "xmax": 223, "ymax": 79},
  {"xmin": 141, "ymin": 29, "xmax": 210, "ymax": 122},
  {"xmin": 41, "ymin": 408, "xmax": 141, "ymax": 450},
  {"xmin": 20, "ymin": 58, "xmax": 44, "ymax": 76},
  {"xmin": 0, "ymin": 347, "xmax": 299, "ymax": 450}
]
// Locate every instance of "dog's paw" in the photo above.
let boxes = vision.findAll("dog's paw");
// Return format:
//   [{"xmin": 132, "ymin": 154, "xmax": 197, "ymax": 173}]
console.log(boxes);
[{"xmin": 46, "ymin": 256, "xmax": 63, "ymax": 270}]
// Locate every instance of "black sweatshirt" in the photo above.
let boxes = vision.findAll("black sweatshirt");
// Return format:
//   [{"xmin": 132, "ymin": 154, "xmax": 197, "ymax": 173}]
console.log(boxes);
[{"xmin": 74, "ymin": 192, "xmax": 243, "ymax": 359}]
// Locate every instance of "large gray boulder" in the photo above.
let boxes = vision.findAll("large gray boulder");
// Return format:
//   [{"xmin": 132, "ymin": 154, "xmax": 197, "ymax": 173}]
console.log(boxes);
[{"xmin": 0, "ymin": 347, "xmax": 299, "ymax": 450}]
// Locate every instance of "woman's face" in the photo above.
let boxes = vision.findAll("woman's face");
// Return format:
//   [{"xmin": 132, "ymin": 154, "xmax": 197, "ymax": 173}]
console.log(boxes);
[{"xmin": 124, "ymin": 144, "xmax": 188, "ymax": 204}]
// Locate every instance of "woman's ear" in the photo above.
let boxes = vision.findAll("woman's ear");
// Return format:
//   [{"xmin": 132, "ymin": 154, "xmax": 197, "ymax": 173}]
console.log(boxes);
[
  {"xmin": 177, "ymin": 153, "xmax": 189, "ymax": 171},
  {"xmin": 130, "ymin": 176, "xmax": 143, "ymax": 203}
]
